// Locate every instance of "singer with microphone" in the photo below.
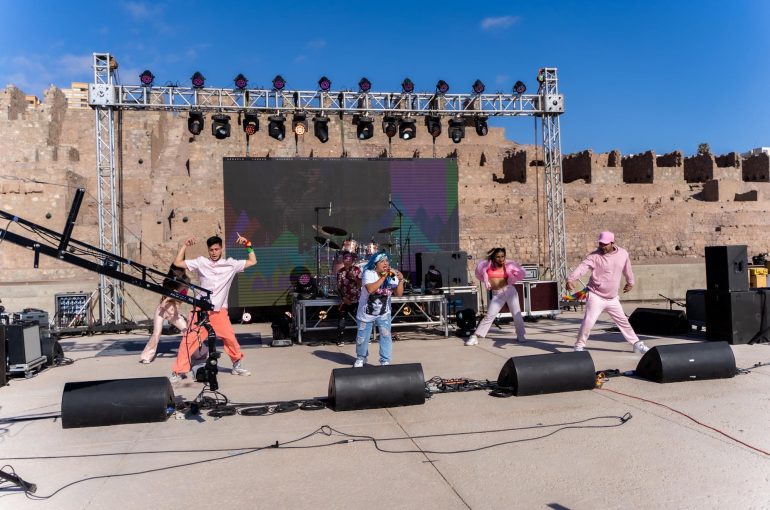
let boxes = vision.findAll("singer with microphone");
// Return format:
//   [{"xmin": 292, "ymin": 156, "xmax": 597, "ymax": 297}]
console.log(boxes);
[{"xmin": 352, "ymin": 251, "xmax": 404, "ymax": 367}]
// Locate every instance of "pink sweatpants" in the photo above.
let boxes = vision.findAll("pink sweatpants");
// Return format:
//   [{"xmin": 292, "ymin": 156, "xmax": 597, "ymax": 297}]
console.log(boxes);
[
  {"xmin": 474, "ymin": 285, "xmax": 526, "ymax": 340},
  {"xmin": 173, "ymin": 309, "xmax": 244, "ymax": 374},
  {"xmin": 576, "ymin": 292, "xmax": 639, "ymax": 349},
  {"xmin": 141, "ymin": 300, "xmax": 187, "ymax": 363}
]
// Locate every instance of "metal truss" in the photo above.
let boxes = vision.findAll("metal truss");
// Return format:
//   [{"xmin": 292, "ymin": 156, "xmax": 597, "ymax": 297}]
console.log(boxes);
[
  {"xmin": 539, "ymin": 68, "xmax": 568, "ymax": 294},
  {"xmin": 88, "ymin": 53, "xmax": 568, "ymax": 315},
  {"xmin": 91, "ymin": 53, "xmax": 123, "ymax": 324}
]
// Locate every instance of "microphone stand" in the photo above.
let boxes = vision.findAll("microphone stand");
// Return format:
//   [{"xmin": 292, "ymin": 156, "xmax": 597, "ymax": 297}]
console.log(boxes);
[
  {"xmin": 405, "ymin": 224, "xmax": 413, "ymax": 286},
  {"xmin": 389, "ymin": 198, "xmax": 404, "ymax": 269},
  {"xmin": 313, "ymin": 205, "xmax": 331, "ymax": 280}
]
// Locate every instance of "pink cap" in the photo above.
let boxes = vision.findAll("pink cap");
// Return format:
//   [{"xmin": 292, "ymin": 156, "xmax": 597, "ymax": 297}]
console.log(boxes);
[{"xmin": 597, "ymin": 231, "xmax": 615, "ymax": 244}]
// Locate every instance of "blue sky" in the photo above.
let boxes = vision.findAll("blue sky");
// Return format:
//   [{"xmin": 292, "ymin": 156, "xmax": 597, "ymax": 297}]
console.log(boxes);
[{"xmin": 1, "ymin": 0, "xmax": 768, "ymax": 155}]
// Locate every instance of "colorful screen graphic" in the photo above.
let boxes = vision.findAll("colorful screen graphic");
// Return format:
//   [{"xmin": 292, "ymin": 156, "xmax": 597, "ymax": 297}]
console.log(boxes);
[{"xmin": 223, "ymin": 158, "xmax": 459, "ymax": 308}]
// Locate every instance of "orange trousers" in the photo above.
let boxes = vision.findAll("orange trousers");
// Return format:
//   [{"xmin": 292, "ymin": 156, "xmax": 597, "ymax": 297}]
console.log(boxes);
[{"xmin": 172, "ymin": 309, "xmax": 244, "ymax": 374}]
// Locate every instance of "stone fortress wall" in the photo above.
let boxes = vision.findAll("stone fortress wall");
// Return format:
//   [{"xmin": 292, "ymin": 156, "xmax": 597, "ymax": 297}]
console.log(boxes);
[{"xmin": 2, "ymin": 85, "xmax": 769, "ymax": 317}]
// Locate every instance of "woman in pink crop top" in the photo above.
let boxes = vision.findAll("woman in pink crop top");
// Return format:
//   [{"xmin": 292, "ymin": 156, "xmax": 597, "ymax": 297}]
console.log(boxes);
[
  {"xmin": 140, "ymin": 265, "xmax": 190, "ymax": 363},
  {"xmin": 465, "ymin": 247, "xmax": 527, "ymax": 346}
]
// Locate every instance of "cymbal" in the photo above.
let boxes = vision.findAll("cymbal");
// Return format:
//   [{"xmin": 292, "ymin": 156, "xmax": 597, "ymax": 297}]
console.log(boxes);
[
  {"xmin": 314, "ymin": 236, "xmax": 340, "ymax": 249},
  {"xmin": 321, "ymin": 225, "xmax": 347, "ymax": 236},
  {"xmin": 312, "ymin": 224, "xmax": 327, "ymax": 234},
  {"xmin": 378, "ymin": 226, "xmax": 400, "ymax": 234}
]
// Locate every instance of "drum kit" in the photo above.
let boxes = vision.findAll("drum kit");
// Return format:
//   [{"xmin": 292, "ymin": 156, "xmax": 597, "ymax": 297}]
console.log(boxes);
[{"xmin": 312, "ymin": 224, "xmax": 400, "ymax": 297}]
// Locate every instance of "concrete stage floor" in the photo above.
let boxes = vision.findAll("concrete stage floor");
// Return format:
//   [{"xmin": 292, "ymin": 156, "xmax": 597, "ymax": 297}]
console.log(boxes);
[{"xmin": 1, "ymin": 308, "xmax": 769, "ymax": 510}]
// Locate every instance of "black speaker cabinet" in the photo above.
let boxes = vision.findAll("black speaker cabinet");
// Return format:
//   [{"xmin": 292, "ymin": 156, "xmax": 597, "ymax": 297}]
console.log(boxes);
[
  {"xmin": 4, "ymin": 324, "xmax": 42, "ymax": 364},
  {"xmin": 628, "ymin": 308, "xmax": 690, "ymax": 336},
  {"xmin": 497, "ymin": 351, "xmax": 596, "ymax": 396},
  {"xmin": 328, "ymin": 363, "xmax": 425, "ymax": 411},
  {"xmin": 705, "ymin": 245, "xmax": 748, "ymax": 292},
  {"xmin": 61, "ymin": 377, "xmax": 174, "ymax": 428},
  {"xmin": 0, "ymin": 327, "xmax": 7, "ymax": 387},
  {"xmin": 686, "ymin": 289, "xmax": 706, "ymax": 327},
  {"xmin": 635, "ymin": 342, "xmax": 736, "ymax": 383},
  {"xmin": 415, "ymin": 251, "xmax": 469, "ymax": 288},
  {"xmin": 706, "ymin": 290, "xmax": 762, "ymax": 344},
  {"xmin": 445, "ymin": 288, "xmax": 479, "ymax": 316}
]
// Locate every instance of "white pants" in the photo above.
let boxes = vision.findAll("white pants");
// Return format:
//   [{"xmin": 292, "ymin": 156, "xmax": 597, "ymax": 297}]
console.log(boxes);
[{"xmin": 474, "ymin": 285, "xmax": 526, "ymax": 340}]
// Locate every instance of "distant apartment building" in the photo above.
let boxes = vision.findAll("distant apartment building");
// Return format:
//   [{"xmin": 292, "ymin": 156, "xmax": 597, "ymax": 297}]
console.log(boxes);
[
  {"xmin": 742, "ymin": 147, "xmax": 770, "ymax": 157},
  {"xmin": 63, "ymin": 82, "xmax": 89, "ymax": 109},
  {"xmin": 25, "ymin": 95, "xmax": 40, "ymax": 106}
]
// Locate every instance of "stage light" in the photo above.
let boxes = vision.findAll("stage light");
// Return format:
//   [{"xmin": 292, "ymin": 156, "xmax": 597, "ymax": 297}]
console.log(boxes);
[
  {"xmin": 292, "ymin": 113, "xmax": 308, "ymax": 136},
  {"xmin": 401, "ymin": 78, "xmax": 415, "ymax": 94},
  {"xmin": 272, "ymin": 75, "xmax": 286, "ymax": 90},
  {"xmin": 191, "ymin": 71, "xmax": 205, "ymax": 89},
  {"xmin": 242, "ymin": 113, "xmax": 259, "ymax": 135},
  {"xmin": 139, "ymin": 70, "xmax": 154, "ymax": 87},
  {"xmin": 358, "ymin": 77, "xmax": 372, "ymax": 93},
  {"xmin": 318, "ymin": 76, "xmax": 331, "ymax": 91},
  {"xmin": 356, "ymin": 116, "xmax": 374, "ymax": 140},
  {"xmin": 295, "ymin": 272, "xmax": 316, "ymax": 299},
  {"xmin": 313, "ymin": 115, "xmax": 329, "ymax": 143},
  {"xmin": 268, "ymin": 114, "xmax": 286, "ymax": 141},
  {"xmin": 382, "ymin": 116, "xmax": 398, "ymax": 138},
  {"xmin": 425, "ymin": 116, "xmax": 442, "ymax": 138},
  {"xmin": 456, "ymin": 308, "xmax": 477, "ymax": 333},
  {"xmin": 471, "ymin": 79, "xmax": 485, "ymax": 95},
  {"xmin": 513, "ymin": 80, "xmax": 527, "ymax": 95},
  {"xmin": 234, "ymin": 73, "xmax": 248, "ymax": 90},
  {"xmin": 474, "ymin": 115, "xmax": 488, "ymax": 136},
  {"xmin": 536, "ymin": 69, "xmax": 546, "ymax": 84},
  {"xmin": 211, "ymin": 114, "xmax": 231, "ymax": 140},
  {"xmin": 436, "ymin": 80, "xmax": 449, "ymax": 94},
  {"xmin": 448, "ymin": 117, "xmax": 465, "ymax": 144},
  {"xmin": 399, "ymin": 117, "xmax": 416, "ymax": 140},
  {"xmin": 188, "ymin": 111, "xmax": 204, "ymax": 135}
]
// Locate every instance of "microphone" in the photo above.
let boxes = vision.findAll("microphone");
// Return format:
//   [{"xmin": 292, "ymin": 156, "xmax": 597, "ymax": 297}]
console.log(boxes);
[
  {"xmin": 388, "ymin": 194, "xmax": 392, "ymax": 205},
  {"xmin": 329, "ymin": 202, "xmax": 332, "ymax": 217}
]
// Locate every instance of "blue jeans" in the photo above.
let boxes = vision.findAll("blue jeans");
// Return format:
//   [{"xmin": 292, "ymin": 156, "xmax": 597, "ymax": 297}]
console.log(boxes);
[{"xmin": 355, "ymin": 314, "xmax": 392, "ymax": 364}]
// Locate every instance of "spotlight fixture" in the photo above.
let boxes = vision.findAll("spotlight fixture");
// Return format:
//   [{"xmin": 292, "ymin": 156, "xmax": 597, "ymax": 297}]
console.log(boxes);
[
  {"xmin": 536, "ymin": 69, "xmax": 546, "ymax": 84},
  {"xmin": 234, "ymin": 73, "xmax": 248, "ymax": 90},
  {"xmin": 211, "ymin": 114, "xmax": 231, "ymax": 140},
  {"xmin": 358, "ymin": 77, "xmax": 372, "ymax": 93},
  {"xmin": 268, "ymin": 114, "xmax": 286, "ymax": 141},
  {"xmin": 292, "ymin": 114, "xmax": 308, "ymax": 136},
  {"xmin": 313, "ymin": 115, "xmax": 330, "ymax": 143},
  {"xmin": 513, "ymin": 80, "xmax": 527, "ymax": 95},
  {"xmin": 272, "ymin": 75, "xmax": 286, "ymax": 90},
  {"xmin": 425, "ymin": 116, "xmax": 442, "ymax": 138},
  {"xmin": 242, "ymin": 113, "xmax": 259, "ymax": 135},
  {"xmin": 399, "ymin": 117, "xmax": 416, "ymax": 140},
  {"xmin": 139, "ymin": 70, "xmax": 154, "ymax": 87},
  {"xmin": 191, "ymin": 71, "xmax": 205, "ymax": 89},
  {"xmin": 474, "ymin": 115, "xmax": 488, "ymax": 136},
  {"xmin": 295, "ymin": 272, "xmax": 316, "ymax": 298},
  {"xmin": 401, "ymin": 78, "xmax": 415, "ymax": 94},
  {"xmin": 188, "ymin": 111, "xmax": 204, "ymax": 135},
  {"xmin": 471, "ymin": 79, "xmax": 485, "ymax": 95},
  {"xmin": 448, "ymin": 117, "xmax": 465, "ymax": 144},
  {"xmin": 356, "ymin": 116, "xmax": 374, "ymax": 140},
  {"xmin": 382, "ymin": 116, "xmax": 398, "ymax": 138},
  {"xmin": 318, "ymin": 76, "xmax": 332, "ymax": 91},
  {"xmin": 436, "ymin": 80, "xmax": 449, "ymax": 94}
]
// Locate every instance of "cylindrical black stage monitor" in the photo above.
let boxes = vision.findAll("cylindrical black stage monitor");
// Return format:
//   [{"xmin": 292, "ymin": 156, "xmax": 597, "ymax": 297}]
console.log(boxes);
[
  {"xmin": 497, "ymin": 351, "xmax": 596, "ymax": 397},
  {"xmin": 328, "ymin": 363, "xmax": 425, "ymax": 411},
  {"xmin": 62, "ymin": 377, "xmax": 174, "ymax": 429},
  {"xmin": 635, "ymin": 342, "xmax": 736, "ymax": 383}
]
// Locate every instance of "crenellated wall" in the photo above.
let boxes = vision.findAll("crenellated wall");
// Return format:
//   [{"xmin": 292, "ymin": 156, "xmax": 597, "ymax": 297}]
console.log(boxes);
[{"xmin": 2, "ymin": 85, "xmax": 770, "ymax": 316}]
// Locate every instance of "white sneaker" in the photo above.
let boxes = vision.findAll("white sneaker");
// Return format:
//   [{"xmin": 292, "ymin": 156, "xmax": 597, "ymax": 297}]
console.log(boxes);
[
  {"xmin": 516, "ymin": 337, "xmax": 527, "ymax": 343},
  {"xmin": 353, "ymin": 358, "xmax": 365, "ymax": 368},
  {"xmin": 380, "ymin": 361, "xmax": 390, "ymax": 366},
  {"xmin": 232, "ymin": 360, "xmax": 251, "ymax": 376},
  {"xmin": 633, "ymin": 341, "xmax": 650, "ymax": 354},
  {"xmin": 464, "ymin": 335, "xmax": 479, "ymax": 346},
  {"xmin": 168, "ymin": 372, "xmax": 182, "ymax": 383},
  {"xmin": 574, "ymin": 346, "xmax": 584, "ymax": 352}
]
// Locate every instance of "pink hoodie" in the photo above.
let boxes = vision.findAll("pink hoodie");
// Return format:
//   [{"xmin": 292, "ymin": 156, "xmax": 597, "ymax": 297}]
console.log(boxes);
[
  {"xmin": 474, "ymin": 259, "xmax": 526, "ymax": 290},
  {"xmin": 567, "ymin": 246, "xmax": 635, "ymax": 299}
]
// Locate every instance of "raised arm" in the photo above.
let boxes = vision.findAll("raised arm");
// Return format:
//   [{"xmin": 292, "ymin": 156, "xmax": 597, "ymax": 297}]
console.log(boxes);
[
  {"xmin": 235, "ymin": 232, "xmax": 257, "ymax": 268},
  {"xmin": 173, "ymin": 236, "xmax": 196, "ymax": 269}
]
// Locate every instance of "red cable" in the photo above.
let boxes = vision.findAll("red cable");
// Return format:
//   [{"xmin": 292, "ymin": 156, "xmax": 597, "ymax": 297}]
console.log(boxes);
[{"xmin": 599, "ymin": 387, "xmax": 770, "ymax": 457}]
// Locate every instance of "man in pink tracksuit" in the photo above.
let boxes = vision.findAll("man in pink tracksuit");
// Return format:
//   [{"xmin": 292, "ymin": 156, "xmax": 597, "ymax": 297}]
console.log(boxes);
[{"xmin": 566, "ymin": 231, "xmax": 650, "ymax": 354}]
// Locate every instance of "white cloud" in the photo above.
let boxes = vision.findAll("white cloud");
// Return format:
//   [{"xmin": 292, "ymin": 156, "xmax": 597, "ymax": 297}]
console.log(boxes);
[
  {"xmin": 305, "ymin": 39, "xmax": 327, "ymax": 51},
  {"xmin": 495, "ymin": 74, "xmax": 509, "ymax": 85},
  {"xmin": 480, "ymin": 16, "xmax": 520, "ymax": 31},
  {"xmin": 58, "ymin": 54, "xmax": 93, "ymax": 76},
  {"xmin": 122, "ymin": 1, "xmax": 158, "ymax": 20}
]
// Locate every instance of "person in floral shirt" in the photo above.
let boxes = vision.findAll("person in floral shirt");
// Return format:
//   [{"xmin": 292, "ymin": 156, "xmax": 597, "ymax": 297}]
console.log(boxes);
[{"xmin": 336, "ymin": 251, "xmax": 361, "ymax": 345}]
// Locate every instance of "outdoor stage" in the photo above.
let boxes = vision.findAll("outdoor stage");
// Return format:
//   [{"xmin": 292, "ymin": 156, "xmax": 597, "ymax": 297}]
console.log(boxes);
[{"xmin": 1, "ymin": 306, "xmax": 769, "ymax": 509}]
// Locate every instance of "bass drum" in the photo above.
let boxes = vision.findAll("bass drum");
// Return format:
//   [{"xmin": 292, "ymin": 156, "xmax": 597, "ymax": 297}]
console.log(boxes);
[{"xmin": 341, "ymin": 239, "xmax": 358, "ymax": 255}]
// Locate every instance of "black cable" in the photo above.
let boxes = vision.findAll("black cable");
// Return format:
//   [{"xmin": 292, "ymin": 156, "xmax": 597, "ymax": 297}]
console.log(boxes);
[{"xmin": 0, "ymin": 413, "xmax": 61, "ymax": 424}]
